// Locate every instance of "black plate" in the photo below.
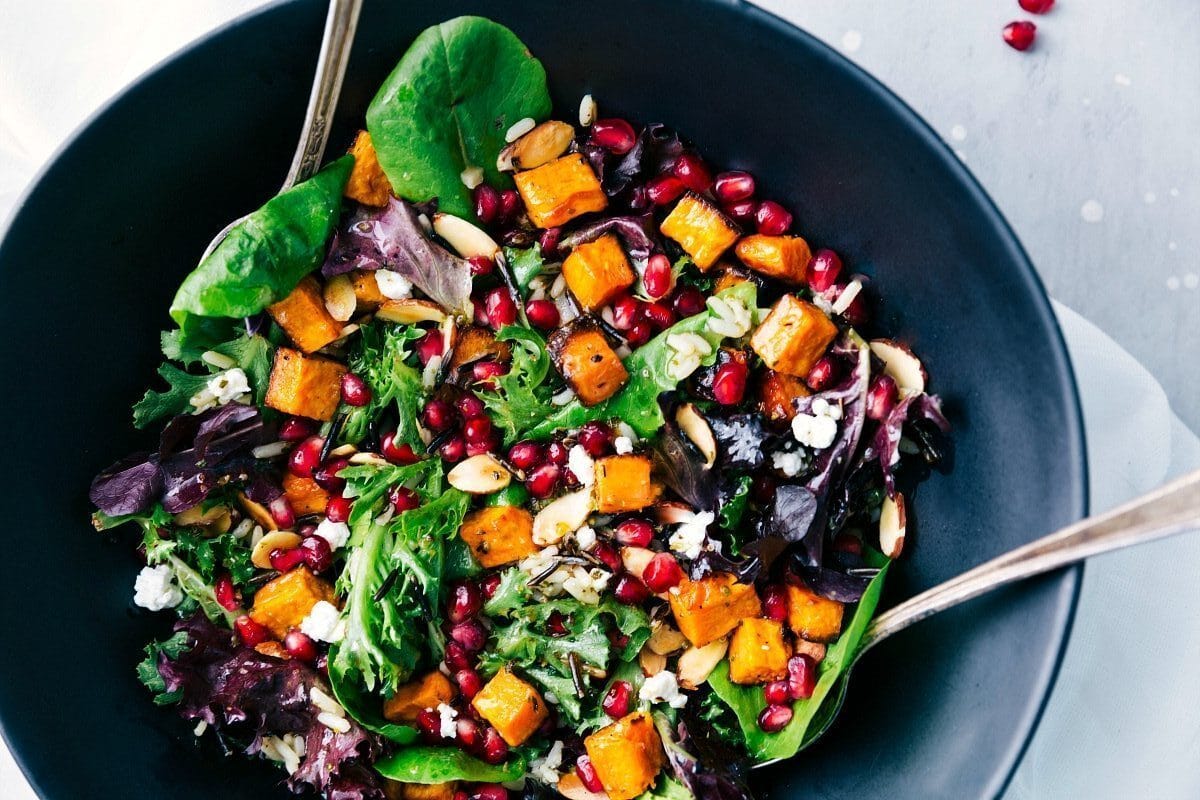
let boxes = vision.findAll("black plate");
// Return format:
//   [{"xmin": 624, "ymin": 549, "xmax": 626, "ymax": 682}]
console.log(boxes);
[{"xmin": 0, "ymin": 1, "xmax": 1087, "ymax": 798}]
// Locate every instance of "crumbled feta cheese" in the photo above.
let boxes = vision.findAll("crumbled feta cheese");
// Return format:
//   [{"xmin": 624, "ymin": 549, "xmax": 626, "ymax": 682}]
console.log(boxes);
[
  {"xmin": 575, "ymin": 525, "xmax": 597, "ymax": 551},
  {"xmin": 531, "ymin": 740, "xmax": 565, "ymax": 785},
  {"xmin": 133, "ymin": 565, "xmax": 183, "ymax": 611},
  {"xmin": 639, "ymin": 670, "xmax": 687, "ymax": 708},
  {"xmin": 375, "ymin": 269, "xmax": 413, "ymax": 300},
  {"xmin": 561, "ymin": 566, "xmax": 612, "ymax": 605},
  {"xmin": 314, "ymin": 519, "xmax": 351, "ymax": 551},
  {"xmin": 669, "ymin": 511, "xmax": 715, "ymax": 560},
  {"xmin": 437, "ymin": 703, "xmax": 458, "ymax": 739},
  {"xmin": 613, "ymin": 435, "xmax": 634, "ymax": 455},
  {"xmin": 208, "ymin": 368, "xmax": 250, "ymax": 404},
  {"xmin": 792, "ymin": 413, "xmax": 838, "ymax": 449},
  {"xmin": 567, "ymin": 444, "xmax": 596, "ymax": 486},
  {"xmin": 704, "ymin": 296, "xmax": 753, "ymax": 338},
  {"xmin": 666, "ymin": 333, "xmax": 713, "ymax": 380},
  {"xmin": 300, "ymin": 600, "xmax": 344, "ymax": 643},
  {"xmin": 772, "ymin": 450, "xmax": 806, "ymax": 477},
  {"xmin": 810, "ymin": 397, "xmax": 843, "ymax": 420}
]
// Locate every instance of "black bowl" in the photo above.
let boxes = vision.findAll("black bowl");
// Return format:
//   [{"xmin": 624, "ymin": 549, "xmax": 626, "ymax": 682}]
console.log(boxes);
[{"xmin": 0, "ymin": 1, "xmax": 1086, "ymax": 798}]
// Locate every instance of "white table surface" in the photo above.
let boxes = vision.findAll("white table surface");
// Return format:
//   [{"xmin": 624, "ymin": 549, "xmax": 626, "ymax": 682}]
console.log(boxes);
[{"xmin": 2, "ymin": 2, "xmax": 1198, "ymax": 798}]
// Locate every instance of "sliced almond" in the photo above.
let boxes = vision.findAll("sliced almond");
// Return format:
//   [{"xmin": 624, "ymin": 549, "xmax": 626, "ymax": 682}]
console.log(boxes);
[
  {"xmin": 558, "ymin": 772, "xmax": 608, "ymax": 800},
  {"xmin": 432, "ymin": 212, "xmax": 501, "ymax": 260},
  {"xmin": 620, "ymin": 546, "xmax": 655, "ymax": 581},
  {"xmin": 648, "ymin": 622, "xmax": 688, "ymax": 656},
  {"xmin": 376, "ymin": 298, "xmax": 447, "ymax": 325},
  {"xmin": 251, "ymin": 530, "xmax": 302, "ymax": 570},
  {"xmin": 652, "ymin": 501, "xmax": 695, "ymax": 526},
  {"xmin": 879, "ymin": 492, "xmax": 907, "ymax": 559},
  {"xmin": 323, "ymin": 274, "xmax": 356, "ymax": 322},
  {"xmin": 794, "ymin": 638, "xmax": 827, "ymax": 664},
  {"xmin": 869, "ymin": 339, "xmax": 927, "ymax": 395},
  {"xmin": 532, "ymin": 488, "xmax": 594, "ymax": 546},
  {"xmin": 497, "ymin": 120, "xmax": 575, "ymax": 172},
  {"xmin": 173, "ymin": 504, "xmax": 233, "ymax": 533},
  {"xmin": 447, "ymin": 454, "xmax": 512, "ymax": 494},
  {"xmin": 677, "ymin": 637, "xmax": 729, "ymax": 689},
  {"xmin": 348, "ymin": 451, "xmax": 390, "ymax": 467},
  {"xmin": 675, "ymin": 403, "xmax": 717, "ymax": 467},
  {"xmin": 237, "ymin": 492, "xmax": 277, "ymax": 532},
  {"xmin": 638, "ymin": 646, "xmax": 667, "ymax": 677},
  {"xmin": 328, "ymin": 443, "xmax": 357, "ymax": 458}
]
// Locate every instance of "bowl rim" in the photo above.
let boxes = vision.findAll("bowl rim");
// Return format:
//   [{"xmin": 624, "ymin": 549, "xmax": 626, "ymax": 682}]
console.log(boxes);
[{"xmin": 0, "ymin": 1, "xmax": 1088, "ymax": 798}]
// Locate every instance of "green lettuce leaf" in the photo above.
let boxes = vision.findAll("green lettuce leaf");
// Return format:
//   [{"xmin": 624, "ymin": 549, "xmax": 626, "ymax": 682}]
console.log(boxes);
[
  {"xmin": 480, "ymin": 325, "xmax": 554, "ymax": 443},
  {"xmin": 135, "ymin": 631, "xmax": 192, "ymax": 706},
  {"xmin": 131, "ymin": 364, "xmax": 211, "ymax": 428},
  {"xmin": 504, "ymin": 244, "xmax": 550, "ymax": 293}
]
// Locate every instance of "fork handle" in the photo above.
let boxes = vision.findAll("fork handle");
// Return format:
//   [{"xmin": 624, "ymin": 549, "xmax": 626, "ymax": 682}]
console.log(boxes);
[
  {"xmin": 862, "ymin": 467, "xmax": 1200, "ymax": 648},
  {"xmin": 281, "ymin": 0, "xmax": 363, "ymax": 190}
]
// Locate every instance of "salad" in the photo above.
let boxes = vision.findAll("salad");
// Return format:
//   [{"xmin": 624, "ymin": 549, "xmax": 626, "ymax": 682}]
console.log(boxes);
[{"xmin": 90, "ymin": 16, "xmax": 949, "ymax": 800}]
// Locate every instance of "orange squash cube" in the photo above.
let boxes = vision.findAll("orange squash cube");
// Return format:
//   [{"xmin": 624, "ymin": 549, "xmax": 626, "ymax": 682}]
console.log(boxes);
[
  {"xmin": 345, "ymin": 130, "xmax": 394, "ymax": 207},
  {"xmin": 513, "ymin": 153, "xmax": 607, "ymax": 228},
  {"xmin": 584, "ymin": 712, "xmax": 665, "ymax": 800},
  {"xmin": 562, "ymin": 234, "xmax": 636, "ymax": 311},
  {"xmin": 660, "ymin": 193, "xmax": 740, "ymax": 270},
  {"xmin": 593, "ymin": 455, "xmax": 660, "ymax": 514},
  {"xmin": 547, "ymin": 319, "xmax": 629, "ymax": 406},
  {"xmin": 458, "ymin": 506, "xmax": 538, "ymax": 568},
  {"xmin": 734, "ymin": 235, "xmax": 812, "ymax": 284},
  {"xmin": 471, "ymin": 666, "xmax": 548, "ymax": 746},
  {"xmin": 749, "ymin": 295, "xmax": 839, "ymax": 378},
  {"xmin": 714, "ymin": 265, "xmax": 752, "ymax": 294},
  {"xmin": 758, "ymin": 369, "xmax": 812, "ymax": 423},
  {"xmin": 448, "ymin": 325, "xmax": 513, "ymax": 373},
  {"xmin": 267, "ymin": 275, "xmax": 344, "ymax": 354},
  {"xmin": 668, "ymin": 572, "xmax": 763, "ymax": 647},
  {"xmin": 282, "ymin": 473, "xmax": 331, "ymax": 516},
  {"xmin": 264, "ymin": 347, "xmax": 347, "ymax": 421},
  {"xmin": 728, "ymin": 618, "xmax": 791, "ymax": 685},
  {"xmin": 349, "ymin": 270, "xmax": 386, "ymax": 311},
  {"xmin": 786, "ymin": 583, "xmax": 845, "ymax": 643},
  {"xmin": 382, "ymin": 671, "xmax": 457, "ymax": 723},
  {"xmin": 250, "ymin": 567, "xmax": 336, "ymax": 639},
  {"xmin": 398, "ymin": 783, "xmax": 456, "ymax": 800}
]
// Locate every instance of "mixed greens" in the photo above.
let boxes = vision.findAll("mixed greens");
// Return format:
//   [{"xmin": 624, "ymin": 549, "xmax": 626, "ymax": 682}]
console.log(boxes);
[{"xmin": 90, "ymin": 16, "xmax": 950, "ymax": 800}]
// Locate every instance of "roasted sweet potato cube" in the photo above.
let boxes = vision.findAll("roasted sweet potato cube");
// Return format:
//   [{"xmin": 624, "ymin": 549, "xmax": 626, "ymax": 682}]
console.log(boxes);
[
  {"xmin": 660, "ymin": 193, "xmax": 740, "ymax": 270},
  {"xmin": 264, "ymin": 347, "xmax": 347, "ymax": 421},
  {"xmin": 593, "ymin": 455, "xmax": 660, "ymax": 514},
  {"xmin": 562, "ymin": 234, "xmax": 636, "ymax": 311},
  {"xmin": 668, "ymin": 572, "xmax": 763, "ymax": 647},
  {"xmin": 584, "ymin": 712, "xmax": 665, "ymax": 800},
  {"xmin": 734, "ymin": 235, "xmax": 812, "ymax": 284},
  {"xmin": 268, "ymin": 276, "xmax": 344, "ymax": 353},
  {"xmin": 728, "ymin": 618, "xmax": 791, "ymax": 684},
  {"xmin": 759, "ymin": 369, "xmax": 812, "ymax": 423},
  {"xmin": 398, "ymin": 783, "xmax": 456, "ymax": 800},
  {"xmin": 250, "ymin": 567, "xmax": 336, "ymax": 639},
  {"xmin": 448, "ymin": 325, "xmax": 513, "ymax": 373},
  {"xmin": 786, "ymin": 583, "xmax": 845, "ymax": 643},
  {"xmin": 349, "ymin": 270, "xmax": 386, "ymax": 310},
  {"xmin": 382, "ymin": 671, "xmax": 457, "ymax": 723},
  {"xmin": 458, "ymin": 506, "xmax": 537, "ymax": 568},
  {"xmin": 514, "ymin": 153, "xmax": 607, "ymax": 228},
  {"xmin": 345, "ymin": 130, "xmax": 394, "ymax": 207},
  {"xmin": 714, "ymin": 265, "xmax": 752, "ymax": 294},
  {"xmin": 282, "ymin": 473, "xmax": 331, "ymax": 516},
  {"xmin": 471, "ymin": 666, "xmax": 548, "ymax": 746},
  {"xmin": 749, "ymin": 295, "xmax": 839, "ymax": 378},
  {"xmin": 547, "ymin": 319, "xmax": 629, "ymax": 406}
]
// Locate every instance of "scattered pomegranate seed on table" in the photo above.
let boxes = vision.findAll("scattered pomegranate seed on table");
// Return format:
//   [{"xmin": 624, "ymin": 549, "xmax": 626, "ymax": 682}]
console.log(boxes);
[
  {"xmin": 807, "ymin": 248, "xmax": 843, "ymax": 292},
  {"xmin": 1003, "ymin": 20, "xmax": 1037, "ymax": 51},
  {"xmin": 755, "ymin": 200, "xmax": 793, "ymax": 234},
  {"xmin": 1018, "ymin": 0, "xmax": 1055, "ymax": 13}
]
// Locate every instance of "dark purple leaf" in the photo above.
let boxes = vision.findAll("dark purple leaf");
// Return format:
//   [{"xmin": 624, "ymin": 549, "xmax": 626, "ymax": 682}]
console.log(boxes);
[
  {"xmin": 244, "ymin": 473, "xmax": 284, "ymax": 505},
  {"xmin": 649, "ymin": 420, "xmax": 717, "ymax": 512},
  {"xmin": 193, "ymin": 403, "xmax": 259, "ymax": 459},
  {"xmin": 656, "ymin": 714, "xmax": 756, "ymax": 800},
  {"xmin": 794, "ymin": 566, "xmax": 875, "ymax": 603},
  {"xmin": 605, "ymin": 123, "xmax": 684, "ymax": 197},
  {"xmin": 89, "ymin": 453, "xmax": 162, "ymax": 517},
  {"xmin": 559, "ymin": 215, "xmax": 658, "ymax": 262},
  {"xmin": 159, "ymin": 465, "xmax": 215, "ymax": 514}
]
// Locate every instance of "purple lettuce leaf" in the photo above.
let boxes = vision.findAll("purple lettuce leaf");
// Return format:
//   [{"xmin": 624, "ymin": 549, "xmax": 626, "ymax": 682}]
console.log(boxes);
[
  {"xmin": 604, "ymin": 123, "xmax": 684, "ymax": 197},
  {"xmin": 89, "ymin": 452, "xmax": 163, "ymax": 517},
  {"xmin": 649, "ymin": 419, "xmax": 718, "ymax": 512},
  {"xmin": 793, "ymin": 566, "xmax": 876, "ymax": 603},
  {"xmin": 656, "ymin": 714, "xmax": 756, "ymax": 800},
  {"xmin": 861, "ymin": 391, "xmax": 951, "ymax": 497}
]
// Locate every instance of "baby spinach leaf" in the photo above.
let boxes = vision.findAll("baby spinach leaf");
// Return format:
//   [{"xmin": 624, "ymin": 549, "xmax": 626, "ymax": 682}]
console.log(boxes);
[
  {"xmin": 366, "ymin": 17, "xmax": 551, "ymax": 218},
  {"xmin": 375, "ymin": 746, "xmax": 526, "ymax": 784},
  {"xmin": 169, "ymin": 155, "xmax": 352, "ymax": 326}
]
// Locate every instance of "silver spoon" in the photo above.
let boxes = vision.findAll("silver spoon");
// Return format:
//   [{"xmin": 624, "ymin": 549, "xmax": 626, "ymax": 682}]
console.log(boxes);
[
  {"xmin": 755, "ymin": 466, "xmax": 1200, "ymax": 763},
  {"xmin": 198, "ymin": 0, "xmax": 363, "ymax": 261}
]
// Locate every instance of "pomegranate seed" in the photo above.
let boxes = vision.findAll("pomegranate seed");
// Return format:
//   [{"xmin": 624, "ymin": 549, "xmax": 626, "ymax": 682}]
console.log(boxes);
[
  {"xmin": 455, "ymin": 669, "xmax": 483, "ymax": 700},
  {"xmin": 712, "ymin": 360, "xmax": 750, "ymax": 405},
  {"xmin": 643, "ymin": 301, "xmax": 676, "ymax": 331},
  {"xmin": 278, "ymin": 417, "xmax": 316, "ymax": 442},
  {"xmin": 763, "ymin": 584, "xmax": 788, "ymax": 622},
  {"xmin": 1019, "ymin": 0, "xmax": 1054, "ymax": 12},
  {"xmin": 484, "ymin": 288, "xmax": 518, "ymax": 329},
  {"xmin": 462, "ymin": 416, "xmax": 493, "ymax": 444},
  {"xmin": 626, "ymin": 319, "xmax": 652, "ymax": 347},
  {"xmin": 642, "ymin": 552, "xmax": 685, "ymax": 592},
  {"xmin": 752, "ymin": 473, "xmax": 777, "ymax": 504},
  {"xmin": 340, "ymin": 373, "xmax": 371, "ymax": 407},
  {"xmin": 788, "ymin": 654, "xmax": 818, "ymax": 699},
  {"xmin": 671, "ymin": 286, "xmax": 706, "ymax": 318},
  {"xmin": 288, "ymin": 436, "xmax": 324, "ymax": 478},
  {"xmin": 590, "ymin": 118, "xmax": 637, "ymax": 154},
  {"xmin": 498, "ymin": 190, "xmax": 521, "ymax": 222},
  {"xmin": 602, "ymin": 680, "xmax": 633, "ymax": 719},
  {"xmin": 613, "ymin": 574, "xmax": 651, "ymax": 604},
  {"xmin": 545, "ymin": 441, "xmax": 569, "ymax": 465},
  {"xmin": 805, "ymin": 355, "xmax": 840, "ymax": 391},
  {"xmin": 547, "ymin": 610, "xmax": 569, "ymax": 636},
  {"xmin": 592, "ymin": 541, "xmax": 622, "ymax": 572},
  {"xmin": 235, "ymin": 615, "xmax": 271, "ymax": 647},
  {"xmin": 672, "ymin": 152, "xmax": 713, "ymax": 193},
  {"xmin": 472, "ymin": 297, "xmax": 489, "ymax": 326},
  {"xmin": 444, "ymin": 641, "xmax": 473, "ymax": 671},
  {"xmin": 608, "ymin": 628, "xmax": 631, "ymax": 651},
  {"xmin": 325, "ymin": 495, "xmax": 352, "ymax": 523},
  {"xmin": 389, "ymin": 486, "xmax": 421, "ymax": 512},
  {"xmin": 713, "ymin": 170, "xmax": 756, "ymax": 203},
  {"xmin": 615, "ymin": 518, "xmax": 654, "ymax": 547},
  {"xmin": 423, "ymin": 399, "xmax": 456, "ymax": 432},
  {"xmin": 832, "ymin": 531, "xmax": 863, "ymax": 556},
  {"xmin": 764, "ymin": 680, "xmax": 792, "ymax": 706},
  {"xmin": 466, "ymin": 433, "xmax": 500, "ymax": 457},
  {"xmin": 1003, "ymin": 20, "xmax": 1037, "ymax": 51},
  {"xmin": 468, "ymin": 255, "xmax": 494, "ymax": 276},
  {"xmin": 480, "ymin": 573, "xmax": 502, "ymax": 599},
  {"xmin": 416, "ymin": 709, "xmax": 442, "ymax": 743},
  {"xmin": 312, "ymin": 458, "xmax": 349, "ymax": 494},
  {"xmin": 724, "ymin": 198, "xmax": 758, "ymax": 222},
  {"xmin": 283, "ymin": 630, "xmax": 318, "ymax": 662},
  {"xmin": 481, "ymin": 727, "xmax": 509, "ymax": 764},
  {"xmin": 646, "ymin": 174, "xmax": 686, "ymax": 205},
  {"xmin": 866, "ymin": 375, "xmax": 899, "ymax": 421},
  {"xmin": 507, "ymin": 441, "xmax": 544, "ymax": 471},
  {"xmin": 474, "ymin": 184, "xmax": 500, "ymax": 225},
  {"xmin": 758, "ymin": 703, "xmax": 794, "ymax": 732},
  {"xmin": 214, "ymin": 574, "xmax": 239, "ymax": 611},
  {"xmin": 611, "ymin": 294, "xmax": 642, "ymax": 330},
  {"xmin": 448, "ymin": 581, "xmax": 483, "ymax": 623},
  {"xmin": 525, "ymin": 298, "xmax": 560, "ymax": 329},
  {"xmin": 450, "ymin": 620, "xmax": 487, "ymax": 652},
  {"xmin": 643, "ymin": 253, "xmax": 673, "ymax": 299},
  {"xmin": 578, "ymin": 421, "xmax": 614, "ymax": 457},
  {"xmin": 538, "ymin": 227, "xmax": 563, "ymax": 258},
  {"xmin": 840, "ymin": 292, "xmax": 870, "ymax": 326},
  {"xmin": 807, "ymin": 249, "xmax": 843, "ymax": 293},
  {"xmin": 472, "ymin": 361, "xmax": 507, "ymax": 390},
  {"xmin": 525, "ymin": 463, "xmax": 561, "ymax": 498},
  {"xmin": 456, "ymin": 717, "xmax": 482, "ymax": 749},
  {"xmin": 456, "ymin": 394, "xmax": 486, "ymax": 419},
  {"xmin": 269, "ymin": 495, "xmax": 296, "ymax": 529},
  {"xmin": 415, "ymin": 329, "xmax": 445, "ymax": 366},
  {"xmin": 576, "ymin": 756, "xmax": 604, "ymax": 793},
  {"xmin": 755, "ymin": 200, "xmax": 793, "ymax": 235},
  {"xmin": 269, "ymin": 547, "xmax": 306, "ymax": 573},
  {"xmin": 297, "ymin": 522, "xmax": 318, "ymax": 538},
  {"xmin": 381, "ymin": 431, "xmax": 419, "ymax": 464},
  {"xmin": 476, "ymin": 784, "xmax": 508, "ymax": 800},
  {"xmin": 299, "ymin": 535, "xmax": 333, "ymax": 573},
  {"xmin": 453, "ymin": 793, "xmax": 470, "ymax": 800}
]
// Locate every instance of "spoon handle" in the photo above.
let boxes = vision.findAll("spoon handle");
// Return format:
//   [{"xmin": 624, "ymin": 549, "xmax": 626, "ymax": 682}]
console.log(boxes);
[
  {"xmin": 281, "ymin": 0, "xmax": 363, "ymax": 190},
  {"xmin": 863, "ymin": 467, "xmax": 1200, "ymax": 647}
]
